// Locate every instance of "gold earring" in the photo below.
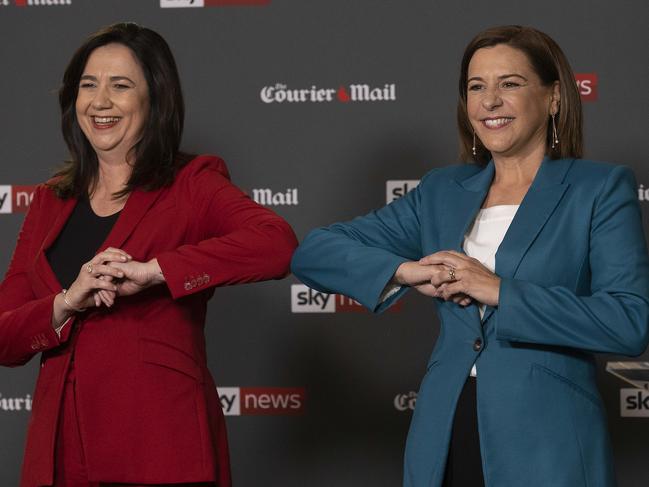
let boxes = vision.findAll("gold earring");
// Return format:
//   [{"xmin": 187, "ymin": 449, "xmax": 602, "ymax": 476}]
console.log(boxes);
[
  {"xmin": 551, "ymin": 113, "xmax": 559, "ymax": 149},
  {"xmin": 472, "ymin": 131, "xmax": 477, "ymax": 156}
]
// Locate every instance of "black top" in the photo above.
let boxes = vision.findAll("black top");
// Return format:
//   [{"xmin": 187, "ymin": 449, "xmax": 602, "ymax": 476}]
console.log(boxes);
[{"xmin": 46, "ymin": 197, "xmax": 121, "ymax": 289}]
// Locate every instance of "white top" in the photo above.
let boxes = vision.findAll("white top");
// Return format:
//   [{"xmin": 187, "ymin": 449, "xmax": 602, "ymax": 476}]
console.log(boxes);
[{"xmin": 463, "ymin": 205, "xmax": 519, "ymax": 377}]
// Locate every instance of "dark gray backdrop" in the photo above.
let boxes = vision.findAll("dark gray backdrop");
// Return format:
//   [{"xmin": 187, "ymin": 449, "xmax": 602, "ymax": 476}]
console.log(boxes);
[{"xmin": 1, "ymin": 0, "xmax": 648, "ymax": 485}]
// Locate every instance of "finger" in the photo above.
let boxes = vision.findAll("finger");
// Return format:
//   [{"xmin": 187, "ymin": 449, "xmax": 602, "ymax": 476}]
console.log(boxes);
[
  {"xmin": 99, "ymin": 290, "xmax": 114, "ymax": 307},
  {"xmin": 439, "ymin": 281, "xmax": 467, "ymax": 300},
  {"xmin": 413, "ymin": 283, "xmax": 439, "ymax": 298},
  {"xmin": 431, "ymin": 266, "xmax": 457, "ymax": 286},
  {"xmin": 92, "ymin": 279, "xmax": 118, "ymax": 292},
  {"xmin": 94, "ymin": 292, "xmax": 101, "ymax": 307},
  {"xmin": 419, "ymin": 252, "xmax": 465, "ymax": 268},
  {"xmin": 103, "ymin": 247, "xmax": 132, "ymax": 260},
  {"xmin": 87, "ymin": 264, "xmax": 125, "ymax": 280},
  {"xmin": 460, "ymin": 297, "xmax": 472, "ymax": 306},
  {"xmin": 90, "ymin": 251, "xmax": 130, "ymax": 266}
]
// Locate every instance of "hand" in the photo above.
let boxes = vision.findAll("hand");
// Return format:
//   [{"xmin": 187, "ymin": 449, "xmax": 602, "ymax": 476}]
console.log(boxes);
[
  {"xmin": 418, "ymin": 250, "xmax": 500, "ymax": 307},
  {"xmin": 393, "ymin": 261, "xmax": 472, "ymax": 306},
  {"xmin": 53, "ymin": 248, "xmax": 131, "ymax": 328},
  {"xmin": 64, "ymin": 248, "xmax": 131, "ymax": 310},
  {"xmin": 108, "ymin": 258, "xmax": 165, "ymax": 297}
]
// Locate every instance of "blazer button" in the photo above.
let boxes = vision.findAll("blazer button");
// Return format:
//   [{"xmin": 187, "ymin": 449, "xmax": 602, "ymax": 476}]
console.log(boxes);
[
  {"xmin": 204, "ymin": 274, "xmax": 210, "ymax": 284},
  {"xmin": 184, "ymin": 282, "xmax": 192, "ymax": 291},
  {"xmin": 190, "ymin": 279, "xmax": 197, "ymax": 287},
  {"xmin": 473, "ymin": 339, "xmax": 483, "ymax": 352}
]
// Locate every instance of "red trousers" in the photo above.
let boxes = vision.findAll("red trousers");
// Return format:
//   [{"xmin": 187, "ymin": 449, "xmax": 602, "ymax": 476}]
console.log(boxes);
[{"xmin": 52, "ymin": 362, "xmax": 215, "ymax": 487}]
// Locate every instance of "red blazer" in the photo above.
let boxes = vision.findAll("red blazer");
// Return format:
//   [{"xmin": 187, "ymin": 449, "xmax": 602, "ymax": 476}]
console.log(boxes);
[{"xmin": 0, "ymin": 155, "xmax": 298, "ymax": 486}]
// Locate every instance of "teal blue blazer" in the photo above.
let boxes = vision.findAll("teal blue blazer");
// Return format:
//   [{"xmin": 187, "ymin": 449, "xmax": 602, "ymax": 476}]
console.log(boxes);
[{"xmin": 291, "ymin": 158, "xmax": 649, "ymax": 487}]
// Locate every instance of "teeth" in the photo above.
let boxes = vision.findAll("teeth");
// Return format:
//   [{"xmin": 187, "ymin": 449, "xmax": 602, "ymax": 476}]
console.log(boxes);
[
  {"xmin": 484, "ymin": 117, "xmax": 513, "ymax": 128},
  {"xmin": 93, "ymin": 116, "xmax": 120, "ymax": 123}
]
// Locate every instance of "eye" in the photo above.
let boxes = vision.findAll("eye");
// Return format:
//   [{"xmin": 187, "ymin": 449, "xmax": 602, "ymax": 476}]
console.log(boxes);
[
  {"xmin": 79, "ymin": 82, "xmax": 96, "ymax": 89},
  {"xmin": 468, "ymin": 84, "xmax": 484, "ymax": 92},
  {"xmin": 501, "ymin": 81, "xmax": 521, "ymax": 89},
  {"xmin": 113, "ymin": 83, "xmax": 131, "ymax": 90}
]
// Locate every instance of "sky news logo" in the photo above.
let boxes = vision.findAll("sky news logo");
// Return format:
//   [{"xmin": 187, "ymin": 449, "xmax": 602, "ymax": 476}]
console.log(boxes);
[
  {"xmin": 0, "ymin": 185, "xmax": 36, "ymax": 214},
  {"xmin": 620, "ymin": 387, "xmax": 649, "ymax": 417},
  {"xmin": 261, "ymin": 83, "xmax": 396, "ymax": 104},
  {"xmin": 386, "ymin": 180, "xmax": 420, "ymax": 204},
  {"xmin": 291, "ymin": 284, "xmax": 402, "ymax": 313},
  {"xmin": 160, "ymin": 0, "xmax": 269, "ymax": 7},
  {"xmin": 575, "ymin": 73, "xmax": 597, "ymax": 101},
  {"xmin": 217, "ymin": 387, "xmax": 305, "ymax": 416}
]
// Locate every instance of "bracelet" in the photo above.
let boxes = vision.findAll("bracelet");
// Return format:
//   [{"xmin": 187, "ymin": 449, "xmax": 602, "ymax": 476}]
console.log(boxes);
[{"xmin": 61, "ymin": 289, "xmax": 87, "ymax": 313}]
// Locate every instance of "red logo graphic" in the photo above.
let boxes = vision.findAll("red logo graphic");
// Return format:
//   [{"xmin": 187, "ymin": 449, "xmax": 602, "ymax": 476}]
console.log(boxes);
[
  {"xmin": 575, "ymin": 73, "xmax": 597, "ymax": 101},
  {"xmin": 337, "ymin": 86, "xmax": 351, "ymax": 103}
]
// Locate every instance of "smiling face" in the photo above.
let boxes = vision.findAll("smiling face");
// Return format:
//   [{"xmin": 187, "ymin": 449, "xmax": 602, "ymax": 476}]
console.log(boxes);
[
  {"xmin": 466, "ymin": 44, "xmax": 559, "ymax": 161},
  {"xmin": 75, "ymin": 43, "xmax": 150, "ymax": 163}
]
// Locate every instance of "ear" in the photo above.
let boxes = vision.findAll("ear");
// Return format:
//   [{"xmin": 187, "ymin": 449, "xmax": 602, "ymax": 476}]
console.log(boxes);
[{"xmin": 549, "ymin": 80, "xmax": 561, "ymax": 115}]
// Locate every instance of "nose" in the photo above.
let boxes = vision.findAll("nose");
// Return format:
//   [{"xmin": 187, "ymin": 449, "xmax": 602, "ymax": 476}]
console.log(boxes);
[
  {"xmin": 481, "ymin": 87, "xmax": 503, "ymax": 111},
  {"xmin": 91, "ymin": 84, "xmax": 112, "ymax": 110}
]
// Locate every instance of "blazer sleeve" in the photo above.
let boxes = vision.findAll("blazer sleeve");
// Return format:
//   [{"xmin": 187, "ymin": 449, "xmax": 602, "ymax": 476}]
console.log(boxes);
[
  {"xmin": 0, "ymin": 186, "xmax": 73, "ymax": 367},
  {"xmin": 156, "ymin": 157, "xmax": 298, "ymax": 299},
  {"xmin": 291, "ymin": 171, "xmax": 434, "ymax": 313},
  {"xmin": 496, "ymin": 165, "xmax": 649, "ymax": 356}
]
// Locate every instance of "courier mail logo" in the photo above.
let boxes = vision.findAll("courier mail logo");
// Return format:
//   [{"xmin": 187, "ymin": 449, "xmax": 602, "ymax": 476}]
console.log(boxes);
[
  {"xmin": 0, "ymin": 185, "xmax": 37, "ymax": 214},
  {"xmin": 0, "ymin": 393, "xmax": 32, "ymax": 412},
  {"xmin": 386, "ymin": 180, "xmax": 420, "ymax": 204},
  {"xmin": 217, "ymin": 387, "xmax": 305, "ymax": 416}
]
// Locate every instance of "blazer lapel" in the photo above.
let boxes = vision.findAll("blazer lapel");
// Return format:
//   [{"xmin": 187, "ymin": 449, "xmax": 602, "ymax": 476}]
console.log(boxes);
[
  {"xmin": 99, "ymin": 186, "xmax": 165, "ymax": 254},
  {"xmin": 439, "ymin": 162, "xmax": 495, "ymax": 331},
  {"xmin": 481, "ymin": 158, "xmax": 573, "ymax": 323},
  {"xmin": 34, "ymin": 197, "xmax": 78, "ymax": 294},
  {"xmin": 441, "ymin": 161, "xmax": 495, "ymax": 251}
]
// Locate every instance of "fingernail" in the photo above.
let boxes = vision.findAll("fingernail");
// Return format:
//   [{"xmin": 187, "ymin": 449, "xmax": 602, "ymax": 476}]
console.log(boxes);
[
  {"xmin": 121, "ymin": 256, "xmax": 127, "ymax": 261},
  {"xmin": 118, "ymin": 272, "xmax": 124, "ymax": 278}
]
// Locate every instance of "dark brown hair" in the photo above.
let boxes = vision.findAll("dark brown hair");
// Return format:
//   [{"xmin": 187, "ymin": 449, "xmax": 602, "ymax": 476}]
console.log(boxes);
[
  {"xmin": 53, "ymin": 22, "xmax": 190, "ymax": 199},
  {"xmin": 457, "ymin": 25, "xmax": 583, "ymax": 165}
]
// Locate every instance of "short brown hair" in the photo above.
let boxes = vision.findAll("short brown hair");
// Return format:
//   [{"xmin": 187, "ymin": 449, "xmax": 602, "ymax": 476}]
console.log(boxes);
[{"xmin": 457, "ymin": 25, "xmax": 583, "ymax": 165}]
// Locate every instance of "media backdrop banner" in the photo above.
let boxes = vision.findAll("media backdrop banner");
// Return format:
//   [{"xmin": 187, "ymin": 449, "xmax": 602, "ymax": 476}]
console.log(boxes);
[{"xmin": 0, "ymin": 1, "xmax": 648, "ymax": 485}]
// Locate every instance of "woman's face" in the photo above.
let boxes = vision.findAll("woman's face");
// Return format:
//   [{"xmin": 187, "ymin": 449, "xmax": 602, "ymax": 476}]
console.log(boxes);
[
  {"xmin": 466, "ymin": 44, "xmax": 559, "ymax": 160},
  {"xmin": 75, "ymin": 43, "xmax": 149, "ymax": 162}
]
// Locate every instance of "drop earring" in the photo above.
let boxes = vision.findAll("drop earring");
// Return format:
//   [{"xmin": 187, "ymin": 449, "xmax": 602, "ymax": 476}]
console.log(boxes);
[
  {"xmin": 551, "ymin": 113, "xmax": 559, "ymax": 149},
  {"xmin": 472, "ymin": 131, "xmax": 477, "ymax": 156}
]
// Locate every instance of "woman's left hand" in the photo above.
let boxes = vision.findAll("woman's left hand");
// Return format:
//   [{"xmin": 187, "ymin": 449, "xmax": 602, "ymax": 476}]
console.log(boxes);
[
  {"xmin": 107, "ymin": 258, "xmax": 166, "ymax": 297},
  {"xmin": 419, "ymin": 250, "xmax": 501, "ymax": 307}
]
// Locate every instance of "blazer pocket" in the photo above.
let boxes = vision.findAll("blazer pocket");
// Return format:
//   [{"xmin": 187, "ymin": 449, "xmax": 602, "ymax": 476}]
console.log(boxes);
[
  {"xmin": 531, "ymin": 363, "xmax": 601, "ymax": 410},
  {"xmin": 140, "ymin": 338, "xmax": 203, "ymax": 383}
]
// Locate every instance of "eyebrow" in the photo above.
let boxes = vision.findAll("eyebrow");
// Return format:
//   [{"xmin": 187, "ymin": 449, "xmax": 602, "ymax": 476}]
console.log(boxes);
[
  {"xmin": 79, "ymin": 75, "xmax": 136, "ymax": 84},
  {"xmin": 467, "ymin": 74, "xmax": 528, "ymax": 83}
]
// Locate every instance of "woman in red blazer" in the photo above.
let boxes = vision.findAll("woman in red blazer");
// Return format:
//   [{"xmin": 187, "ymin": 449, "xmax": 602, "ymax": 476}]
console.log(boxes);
[{"xmin": 0, "ymin": 23, "xmax": 297, "ymax": 487}]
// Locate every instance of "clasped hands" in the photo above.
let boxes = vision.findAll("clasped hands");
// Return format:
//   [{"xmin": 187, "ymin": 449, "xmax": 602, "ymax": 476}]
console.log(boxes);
[
  {"xmin": 60, "ymin": 247, "xmax": 165, "ymax": 312},
  {"xmin": 393, "ymin": 250, "xmax": 500, "ymax": 307}
]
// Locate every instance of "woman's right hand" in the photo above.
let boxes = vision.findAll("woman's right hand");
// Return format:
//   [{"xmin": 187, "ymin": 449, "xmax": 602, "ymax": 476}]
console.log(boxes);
[
  {"xmin": 52, "ymin": 248, "xmax": 131, "ymax": 328},
  {"xmin": 393, "ymin": 261, "xmax": 472, "ymax": 306}
]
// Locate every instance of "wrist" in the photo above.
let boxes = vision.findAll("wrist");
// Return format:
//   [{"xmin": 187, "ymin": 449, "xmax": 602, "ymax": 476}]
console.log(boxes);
[
  {"xmin": 61, "ymin": 288, "xmax": 86, "ymax": 313},
  {"xmin": 148, "ymin": 258, "xmax": 166, "ymax": 285}
]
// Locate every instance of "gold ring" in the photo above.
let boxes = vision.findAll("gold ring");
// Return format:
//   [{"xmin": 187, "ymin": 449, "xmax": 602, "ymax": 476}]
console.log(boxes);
[
  {"xmin": 448, "ymin": 268, "xmax": 456, "ymax": 281},
  {"xmin": 86, "ymin": 264, "xmax": 93, "ymax": 274}
]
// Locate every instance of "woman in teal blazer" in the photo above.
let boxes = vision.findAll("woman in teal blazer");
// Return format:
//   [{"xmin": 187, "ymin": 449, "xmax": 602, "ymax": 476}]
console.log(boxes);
[{"xmin": 291, "ymin": 26, "xmax": 649, "ymax": 487}]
